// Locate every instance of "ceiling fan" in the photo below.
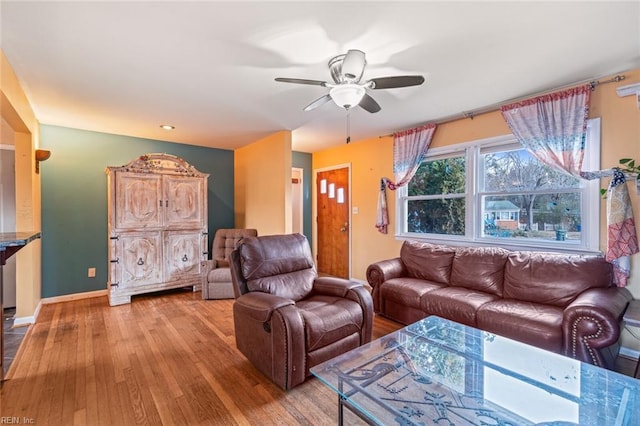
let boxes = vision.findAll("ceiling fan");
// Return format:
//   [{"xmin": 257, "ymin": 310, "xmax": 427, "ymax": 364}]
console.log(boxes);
[{"xmin": 275, "ymin": 49, "xmax": 425, "ymax": 113}]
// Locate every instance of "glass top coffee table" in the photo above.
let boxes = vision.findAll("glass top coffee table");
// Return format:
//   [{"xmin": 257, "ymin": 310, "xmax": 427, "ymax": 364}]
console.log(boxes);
[{"xmin": 311, "ymin": 316, "xmax": 639, "ymax": 426}]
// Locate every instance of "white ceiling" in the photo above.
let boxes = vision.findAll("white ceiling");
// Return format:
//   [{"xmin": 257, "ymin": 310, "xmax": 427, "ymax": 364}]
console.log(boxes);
[{"xmin": 2, "ymin": 1, "xmax": 639, "ymax": 153}]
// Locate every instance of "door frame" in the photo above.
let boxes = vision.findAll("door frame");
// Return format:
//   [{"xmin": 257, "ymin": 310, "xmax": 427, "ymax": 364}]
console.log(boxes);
[
  {"xmin": 291, "ymin": 167, "xmax": 304, "ymax": 235},
  {"xmin": 313, "ymin": 163, "xmax": 352, "ymax": 279}
]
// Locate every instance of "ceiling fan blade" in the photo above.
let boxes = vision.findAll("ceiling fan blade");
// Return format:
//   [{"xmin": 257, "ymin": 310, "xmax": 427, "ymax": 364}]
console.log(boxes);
[
  {"xmin": 369, "ymin": 75, "xmax": 425, "ymax": 89},
  {"xmin": 341, "ymin": 49, "xmax": 366, "ymax": 82},
  {"xmin": 275, "ymin": 77, "xmax": 327, "ymax": 87},
  {"xmin": 303, "ymin": 94, "xmax": 332, "ymax": 112},
  {"xmin": 359, "ymin": 93, "xmax": 381, "ymax": 113}
]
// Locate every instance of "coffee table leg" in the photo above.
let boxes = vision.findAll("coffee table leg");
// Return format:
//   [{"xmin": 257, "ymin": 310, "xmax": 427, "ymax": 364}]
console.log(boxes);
[{"xmin": 338, "ymin": 375, "xmax": 344, "ymax": 426}]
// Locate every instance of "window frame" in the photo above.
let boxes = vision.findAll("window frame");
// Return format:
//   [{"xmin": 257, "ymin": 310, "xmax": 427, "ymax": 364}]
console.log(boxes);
[{"xmin": 395, "ymin": 118, "xmax": 601, "ymax": 254}]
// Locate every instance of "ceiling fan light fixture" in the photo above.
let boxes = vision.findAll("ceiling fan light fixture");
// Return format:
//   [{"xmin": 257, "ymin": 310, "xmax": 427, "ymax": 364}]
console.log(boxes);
[{"xmin": 329, "ymin": 84, "xmax": 365, "ymax": 109}]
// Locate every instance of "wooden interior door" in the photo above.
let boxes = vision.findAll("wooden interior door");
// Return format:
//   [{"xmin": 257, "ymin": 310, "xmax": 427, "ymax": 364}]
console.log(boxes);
[{"xmin": 316, "ymin": 167, "xmax": 349, "ymax": 278}]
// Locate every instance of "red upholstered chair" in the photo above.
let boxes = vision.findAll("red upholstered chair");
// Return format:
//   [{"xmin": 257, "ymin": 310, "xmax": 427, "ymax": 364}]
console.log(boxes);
[
  {"xmin": 229, "ymin": 233, "xmax": 373, "ymax": 390},
  {"xmin": 202, "ymin": 228, "xmax": 257, "ymax": 299}
]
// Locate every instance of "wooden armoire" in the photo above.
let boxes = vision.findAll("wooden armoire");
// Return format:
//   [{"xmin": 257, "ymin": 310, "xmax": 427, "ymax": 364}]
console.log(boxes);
[{"xmin": 106, "ymin": 153, "xmax": 209, "ymax": 306}]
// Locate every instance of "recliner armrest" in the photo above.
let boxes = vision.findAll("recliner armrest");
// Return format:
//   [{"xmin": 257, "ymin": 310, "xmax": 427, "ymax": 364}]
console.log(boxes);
[
  {"xmin": 366, "ymin": 257, "xmax": 405, "ymax": 288},
  {"xmin": 313, "ymin": 276, "xmax": 362, "ymax": 297},
  {"xmin": 562, "ymin": 286, "xmax": 633, "ymax": 367},
  {"xmin": 312, "ymin": 276, "xmax": 373, "ymax": 344},
  {"xmin": 234, "ymin": 292, "xmax": 295, "ymax": 323}
]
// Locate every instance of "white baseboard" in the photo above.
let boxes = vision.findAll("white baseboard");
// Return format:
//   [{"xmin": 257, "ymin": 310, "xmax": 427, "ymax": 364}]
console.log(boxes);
[
  {"xmin": 12, "ymin": 289, "xmax": 108, "ymax": 327},
  {"xmin": 13, "ymin": 314, "xmax": 36, "ymax": 328},
  {"xmin": 41, "ymin": 289, "xmax": 107, "ymax": 305},
  {"xmin": 619, "ymin": 346, "xmax": 640, "ymax": 360},
  {"xmin": 12, "ymin": 300, "xmax": 42, "ymax": 327}
]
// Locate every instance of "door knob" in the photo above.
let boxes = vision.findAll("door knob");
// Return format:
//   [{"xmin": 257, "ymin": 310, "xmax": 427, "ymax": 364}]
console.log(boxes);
[{"xmin": 339, "ymin": 222, "xmax": 349, "ymax": 232}]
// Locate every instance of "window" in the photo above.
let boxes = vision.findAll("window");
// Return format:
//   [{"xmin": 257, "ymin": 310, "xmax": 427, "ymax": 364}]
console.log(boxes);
[
  {"xmin": 407, "ymin": 155, "xmax": 466, "ymax": 235},
  {"xmin": 397, "ymin": 119, "xmax": 601, "ymax": 253}
]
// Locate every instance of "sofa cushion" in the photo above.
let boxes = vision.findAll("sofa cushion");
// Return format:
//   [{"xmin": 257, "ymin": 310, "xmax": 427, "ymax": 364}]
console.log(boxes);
[
  {"xmin": 504, "ymin": 252, "xmax": 612, "ymax": 307},
  {"xmin": 381, "ymin": 277, "xmax": 445, "ymax": 310},
  {"xmin": 477, "ymin": 300, "xmax": 563, "ymax": 352},
  {"xmin": 450, "ymin": 246, "xmax": 509, "ymax": 296},
  {"xmin": 400, "ymin": 241, "xmax": 456, "ymax": 284},
  {"xmin": 421, "ymin": 287, "xmax": 499, "ymax": 327},
  {"xmin": 240, "ymin": 233, "xmax": 316, "ymax": 301}
]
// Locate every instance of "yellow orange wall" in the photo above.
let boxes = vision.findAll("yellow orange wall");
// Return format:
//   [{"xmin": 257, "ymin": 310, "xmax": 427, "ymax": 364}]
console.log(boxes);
[
  {"xmin": 1, "ymin": 50, "xmax": 42, "ymax": 319},
  {"xmin": 234, "ymin": 130, "xmax": 292, "ymax": 235},
  {"xmin": 314, "ymin": 69, "xmax": 640, "ymax": 353},
  {"xmin": 313, "ymin": 68, "xmax": 640, "ymax": 291}
]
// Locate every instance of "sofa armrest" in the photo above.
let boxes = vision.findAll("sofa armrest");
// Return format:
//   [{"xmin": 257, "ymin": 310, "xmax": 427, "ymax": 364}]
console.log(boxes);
[
  {"xmin": 366, "ymin": 257, "xmax": 405, "ymax": 288},
  {"xmin": 234, "ymin": 292, "xmax": 295, "ymax": 323},
  {"xmin": 562, "ymin": 287, "xmax": 633, "ymax": 368},
  {"xmin": 366, "ymin": 258, "xmax": 405, "ymax": 312}
]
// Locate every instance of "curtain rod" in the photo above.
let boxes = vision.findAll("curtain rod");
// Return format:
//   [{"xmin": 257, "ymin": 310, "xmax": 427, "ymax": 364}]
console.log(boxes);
[{"xmin": 379, "ymin": 74, "xmax": 626, "ymax": 138}]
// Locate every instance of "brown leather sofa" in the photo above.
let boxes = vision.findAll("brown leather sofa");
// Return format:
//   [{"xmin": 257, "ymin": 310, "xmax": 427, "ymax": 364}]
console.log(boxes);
[
  {"xmin": 230, "ymin": 233, "xmax": 373, "ymax": 390},
  {"xmin": 366, "ymin": 240, "xmax": 633, "ymax": 369}
]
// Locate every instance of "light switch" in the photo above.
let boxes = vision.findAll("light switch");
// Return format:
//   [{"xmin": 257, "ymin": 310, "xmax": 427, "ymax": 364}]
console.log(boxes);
[{"xmin": 352, "ymin": 207, "xmax": 359, "ymax": 214}]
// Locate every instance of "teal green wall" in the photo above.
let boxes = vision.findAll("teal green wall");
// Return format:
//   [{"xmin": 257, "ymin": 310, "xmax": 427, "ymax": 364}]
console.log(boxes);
[
  {"xmin": 292, "ymin": 151, "xmax": 312, "ymax": 245},
  {"xmin": 39, "ymin": 125, "xmax": 234, "ymax": 298}
]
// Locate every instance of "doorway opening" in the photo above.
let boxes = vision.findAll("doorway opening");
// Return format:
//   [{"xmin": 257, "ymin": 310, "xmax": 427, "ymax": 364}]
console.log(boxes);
[{"xmin": 1, "ymin": 141, "xmax": 17, "ymax": 308}]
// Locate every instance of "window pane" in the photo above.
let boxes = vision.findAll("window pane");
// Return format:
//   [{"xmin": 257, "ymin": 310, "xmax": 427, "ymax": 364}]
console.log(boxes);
[
  {"xmin": 409, "ymin": 156, "xmax": 465, "ymax": 196},
  {"xmin": 408, "ymin": 198, "xmax": 465, "ymax": 235},
  {"xmin": 482, "ymin": 149, "xmax": 580, "ymax": 192},
  {"xmin": 482, "ymin": 193, "xmax": 581, "ymax": 242}
]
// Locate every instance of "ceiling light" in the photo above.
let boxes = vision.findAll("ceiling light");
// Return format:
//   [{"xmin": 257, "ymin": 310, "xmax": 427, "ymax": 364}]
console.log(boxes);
[
  {"xmin": 329, "ymin": 84, "xmax": 366, "ymax": 109},
  {"xmin": 160, "ymin": 124, "xmax": 175, "ymax": 130}
]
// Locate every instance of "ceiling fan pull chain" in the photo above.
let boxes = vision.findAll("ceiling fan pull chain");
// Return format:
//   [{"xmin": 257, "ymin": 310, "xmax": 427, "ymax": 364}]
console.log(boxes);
[{"xmin": 346, "ymin": 110, "xmax": 351, "ymax": 144}]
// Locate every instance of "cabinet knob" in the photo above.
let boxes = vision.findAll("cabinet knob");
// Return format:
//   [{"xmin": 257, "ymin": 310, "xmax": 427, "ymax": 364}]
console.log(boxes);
[
  {"xmin": 137, "ymin": 257, "xmax": 144, "ymax": 266},
  {"xmin": 182, "ymin": 254, "xmax": 188, "ymax": 262}
]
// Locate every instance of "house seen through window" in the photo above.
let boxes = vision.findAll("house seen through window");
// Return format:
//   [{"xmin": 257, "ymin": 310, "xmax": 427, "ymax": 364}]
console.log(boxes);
[{"xmin": 397, "ymin": 119, "xmax": 601, "ymax": 252}]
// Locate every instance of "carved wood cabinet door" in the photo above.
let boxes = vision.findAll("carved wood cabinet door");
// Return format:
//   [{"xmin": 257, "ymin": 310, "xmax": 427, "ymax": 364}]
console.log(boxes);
[
  {"xmin": 163, "ymin": 176, "xmax": 206, "ymax": 229},
  {"xmin": 115, "ymin": 173, "xmax": 163, "ymax": 229},
  {"xmin": 115, "ymin": 232, "xmax": 163, "ymax": 288},
  {"xmin": 163, "ymin": 231, "xmax": 203, "ymax": 282}
]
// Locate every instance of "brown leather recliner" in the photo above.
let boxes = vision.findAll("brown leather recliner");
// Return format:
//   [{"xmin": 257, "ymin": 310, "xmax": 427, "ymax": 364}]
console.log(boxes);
[
  {"xmin": 229, "ymin": 233, "xmax": 373, "ymax": 390},
  {"xmin": 202, "ymin": 228, "xmax": 258, "ymax": 299}
]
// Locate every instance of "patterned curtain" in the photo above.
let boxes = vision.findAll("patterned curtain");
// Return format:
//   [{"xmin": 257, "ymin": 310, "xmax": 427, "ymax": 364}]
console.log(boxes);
[
  {"xmin": 501, "ymin": 85, "xmax": 591, "ymax": 177},
  {"xmin": 376, "ymin": 124, "xmax": 437, "ymax": 234},
  {"xmin": 501, "ymin": 85, "xmax": 637, "ymax": 287}
]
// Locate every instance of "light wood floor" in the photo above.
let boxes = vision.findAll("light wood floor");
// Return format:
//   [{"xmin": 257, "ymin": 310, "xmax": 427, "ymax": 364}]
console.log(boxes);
[
  {"xmin": 2, "ymin": 289, "xmax": 637, "ymax": 425},
  {"xmin": 0, "ymin": 289, "xmax": 401, "ymax": 425}
]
